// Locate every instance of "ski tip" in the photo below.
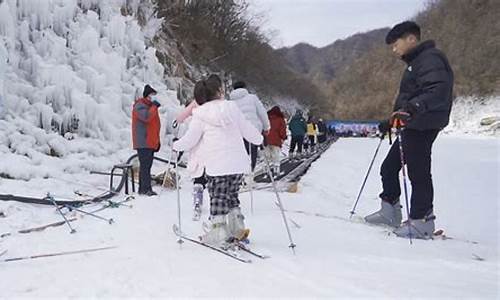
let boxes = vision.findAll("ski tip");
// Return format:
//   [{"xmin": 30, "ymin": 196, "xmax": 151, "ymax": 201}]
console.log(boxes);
[
  {"xmin": 172, "ymin": 224, "xmax": 180, "ymax": 235},
  {"xmin": 433, "ymin": 229, "xmax": 444, "ymax": 236},
  {"xmin": 472, "ymin": 253, "xmax": 485, "ymax": 261}
]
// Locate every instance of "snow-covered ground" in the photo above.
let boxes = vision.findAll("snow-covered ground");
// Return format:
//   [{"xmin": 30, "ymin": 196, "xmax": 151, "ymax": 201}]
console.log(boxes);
[
  {"xmin": 0, "ymin": 136, "xmax": 498, "ymax": 298},
  {"xmin": 446, "ymin": 96, "xmax": 500, "ymax": 137}
]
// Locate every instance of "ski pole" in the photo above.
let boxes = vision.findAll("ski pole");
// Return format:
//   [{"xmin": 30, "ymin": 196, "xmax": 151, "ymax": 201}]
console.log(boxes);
[
  {"xmin": 63, "ymin": 204, "xmax": 114, "ymax": 224},
  {"xmin": 349, "ymin": 135, "xmax": 384, "ymax": 218},
  {"xmin": 249, "ymin": 170, "xmax": 255, "ymax": 215},
  {"xmin": 1, "ymin": 246, "xmax": 116, "ymax": 263},
  {"xmin": 394, "ymin": 121, "xmax": 412, "ymax": 245},
  {"xmin": 175, "ymin": 151, "xmax": 183, "ymax": 245},
  {"xmin": 163, "ymin": 144, "xmax": 176, "ymax": 187},
  {"xmin": 45, "ymin": 193, "xmax": 76, "ymax": 234},
  {"xmin": 90, "ymin": 195, "xmax": 134, "ymax": 215},
  {"xmin": 249, "ymin": 145, "xmax": 258, "ymax": 215},
  {"xmin": 105, "ymin": 199, "xmax": 132, "ymax": 209},
  {"xmin": 263, "ymin": 155, "xmax": 296, "ymax": 253}
]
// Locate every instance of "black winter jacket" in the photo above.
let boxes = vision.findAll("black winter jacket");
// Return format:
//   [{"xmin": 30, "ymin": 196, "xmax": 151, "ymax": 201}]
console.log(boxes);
[{"xmin": 394, "ymin": 40, "xmax": 454, "ymax": 130}]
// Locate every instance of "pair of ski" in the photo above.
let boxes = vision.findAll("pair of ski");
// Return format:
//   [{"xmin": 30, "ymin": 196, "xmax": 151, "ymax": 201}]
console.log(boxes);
[
  {"xmin": 284, "ymin": 208, "xmax": 479, "ymax": 245},
  {"xmin": 0, "ymin": 246, "xmax": 116, "ymax": 263},
  {"xmin": 172, "ymin": 225, "xmax": 269, "ymax": 263},
  {"xmin": 0, "ymin": 196, "xmax": 133, "ymax": 239}
]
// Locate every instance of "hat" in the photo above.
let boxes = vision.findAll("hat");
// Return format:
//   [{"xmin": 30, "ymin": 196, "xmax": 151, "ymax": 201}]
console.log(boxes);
[
  {"xmin": 385, "ymin": 21, "xmax": 420, "ymax": 44},
  {"xmin": 143, "ymin": 84, "xmax": 157, "ymax": 98},
  {"xmin": 233, "ymin": 81, "xmax": 246, "ymax": 89}
]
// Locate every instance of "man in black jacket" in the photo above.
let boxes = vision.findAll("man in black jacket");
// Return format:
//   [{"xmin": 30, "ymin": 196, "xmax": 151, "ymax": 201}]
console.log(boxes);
[{"xmin": 365, "ymin": 21, "xmax": 454, "ymax": 239}]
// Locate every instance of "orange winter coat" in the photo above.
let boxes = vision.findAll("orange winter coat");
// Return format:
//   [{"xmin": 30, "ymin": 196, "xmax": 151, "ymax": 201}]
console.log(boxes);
[{"xmin": 132, "ymin": 97, "xmax": 160, "ymax": 150}]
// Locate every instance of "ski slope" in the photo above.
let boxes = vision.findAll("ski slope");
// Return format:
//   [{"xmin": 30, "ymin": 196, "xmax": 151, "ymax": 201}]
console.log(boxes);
[{"xmin": 0, "ymin": 136, "xmax": 498, "ymax": 298}]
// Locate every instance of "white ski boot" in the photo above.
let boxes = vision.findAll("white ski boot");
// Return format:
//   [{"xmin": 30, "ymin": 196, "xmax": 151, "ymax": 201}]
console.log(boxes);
[
  {"xmin": 227, "ymin": 207, "xmax": 250, "ymax": 241},
  {"xmin": 273, "ymin": 166, "xmax": 281, "ymax": 179},
  {"xmin": 364, "ymin": 200, "xmax": 402, "ymax": 228},
  {"xmin": 393, "ymin": 212, "xmax": 436, "ymax": 240},
  {"xmin": 200, "ymin": 215, "xmax": 229, "ymax": 247}
]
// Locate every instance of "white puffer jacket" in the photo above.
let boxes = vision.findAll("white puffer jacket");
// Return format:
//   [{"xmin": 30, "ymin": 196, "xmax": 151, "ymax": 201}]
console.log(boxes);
[
  {"xmin": 173, "ymin": 99, "xmax": 263, "ymax": 177},
  {"xmin": 229, "ymin": 88, "xmax": 270, "ymax": 133}
]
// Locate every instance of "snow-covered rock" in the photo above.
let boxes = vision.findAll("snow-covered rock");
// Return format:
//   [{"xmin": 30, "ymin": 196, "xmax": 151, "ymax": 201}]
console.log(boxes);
[
  {"xmin": 0, "ymin": 0, "xmax": 182, "ymax": 180},
  {"xmin": 445, "ymin": 96, "xmax": 500, "ymax": 137}
]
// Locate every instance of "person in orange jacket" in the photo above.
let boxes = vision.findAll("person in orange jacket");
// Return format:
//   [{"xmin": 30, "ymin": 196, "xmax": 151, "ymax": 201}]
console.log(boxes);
[
  {"xmin": 265, "ymin": 106, "xmax": 287, "ymax": 177},
  {"xmin": 132, "ymin": 84, "xmax": 161, "ymax": 196}
]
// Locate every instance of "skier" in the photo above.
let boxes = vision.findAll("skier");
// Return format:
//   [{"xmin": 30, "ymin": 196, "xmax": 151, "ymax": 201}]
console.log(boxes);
[
  {"xmin": 288, "ymin": 110, "xmax": 307, "ymax": 159},
  {"xmin": 306, "ymin": 116, "xmax": 317, "ymax": 153},
  {"xmin": 317, "ymin": 118, "xmax": 327, "ymax": 145},
  {"xmin": 172, "ymin": 100, "xmax": 197, "ymax": 162},
  {"xmin": 173, "ymin": 75, "xmax": 263, "ymax": 246},
  {"xmin": 132, "ymin": 84, "xmax": 161, "ymax": 196},
  {"xmin": 229, "ymin": 81, "xmax": 270, "ymax": 172},
  {"xmin": 365, "ymin": 21, "xmax": 454, "ymax": 239},
  {"xmin": 264, "ymin": 106, "xmax": 287, "ymax": 178},
  {"xmin": 172, "ymin": 97, "xmax": 207, "ymax": 221}
]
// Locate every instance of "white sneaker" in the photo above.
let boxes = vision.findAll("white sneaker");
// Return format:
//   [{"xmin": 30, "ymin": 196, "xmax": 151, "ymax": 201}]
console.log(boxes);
[
  {"xmin": 192, "ymin": 184, "xmax": 204, "ymax": 206},
  {"xmin": 193, "ymin": 204, "xmax": 202, "ymax": 221}
]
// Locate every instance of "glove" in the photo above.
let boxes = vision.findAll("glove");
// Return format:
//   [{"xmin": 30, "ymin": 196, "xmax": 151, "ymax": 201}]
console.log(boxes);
[
  {"xmin": 172, "ymin": 120, "xmax": 178, "ymax": 129},
  {"xmin": 173, "ymin": 137, "xmax": 179, "ymax": 142},
  {"xmin": 391, "ymin": 111, "xmax": 412, "ymax": 123},
  {"xmin": 152, "ymin": 100, "xmax": 161, "ymax": 107},
  {"xmin": 378, "ymin": 119, "xmax": 391, "ymax": 134}
]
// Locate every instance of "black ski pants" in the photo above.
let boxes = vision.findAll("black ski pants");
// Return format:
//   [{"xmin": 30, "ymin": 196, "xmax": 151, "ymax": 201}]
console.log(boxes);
[
  {"xmin": 289, "ymin": 135, "xmax": 304, "ymax": 154},
  {"xmin": 193, "ymin": 171, "xmax": 208, "ymax": 189},
  {"xmin": 244, "ymin": 139, "xmax": 258, "ymax": 171},
  {"xmin": 137, "ymin": 148, "xmax": 154, "ymax": 193},
  {"xmin": 379, "ymin": 129, "xmax": 439, "ymax": 219}
]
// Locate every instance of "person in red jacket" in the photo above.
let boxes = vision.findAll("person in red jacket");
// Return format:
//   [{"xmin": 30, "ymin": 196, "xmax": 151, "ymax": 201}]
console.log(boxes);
[
  {"xmin": 132, "ymin": 84, "xmax": 161, "ymax": 196},
  {"xmin": 265, "ymin": 106, "xmax": 287, "ymax": 177}
]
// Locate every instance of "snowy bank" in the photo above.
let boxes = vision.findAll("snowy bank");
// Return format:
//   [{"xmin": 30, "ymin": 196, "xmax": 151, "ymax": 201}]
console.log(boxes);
[
  {"xmin": 0, "ymin": 0, "xmax": 181, "ymax": 180},
  {"xmin": 445, "ymin": 96, "xmax": 500, "ymax": 137}
]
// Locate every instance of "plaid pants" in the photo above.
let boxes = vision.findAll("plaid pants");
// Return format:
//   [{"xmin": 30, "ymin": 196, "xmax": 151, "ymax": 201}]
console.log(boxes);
[{"xmin": 207, "ymin": 174, "xmax": 244, "ymax": 216}]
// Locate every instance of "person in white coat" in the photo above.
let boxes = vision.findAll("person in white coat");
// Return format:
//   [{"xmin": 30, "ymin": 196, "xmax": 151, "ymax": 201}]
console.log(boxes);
[
  {"xmin": 229, "ymin": 81, "xmax": 270, "ymax": 171},
  {"xmin": 173, "ymin": 75, "xmax": 263, "ymax": 246}
]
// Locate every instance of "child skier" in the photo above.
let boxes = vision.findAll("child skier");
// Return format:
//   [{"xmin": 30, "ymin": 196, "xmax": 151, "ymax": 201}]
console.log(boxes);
[
  {"xmin": 173, "ymin": 75, "xmax": 263, "ymax": 246},
  {"xmin": 172, "ymin": 99, "xmax": 207, "ymax": 221},
  {"xmin": 265, "ymin": 106, "xmax": 286, "ymax": 178}
]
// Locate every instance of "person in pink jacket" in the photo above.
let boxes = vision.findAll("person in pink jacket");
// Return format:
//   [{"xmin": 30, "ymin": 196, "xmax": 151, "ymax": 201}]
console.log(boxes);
[
  {"xmin": 173, "ymin": 75, "xmax": 263, "ymax": 246},
  {"xmin": 172, "ymin": 99, "xmax": 207, "ymax": 221},
  {"xmin": 173, "ymin": 100, "xmax": 198, "ymax": 126}
]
